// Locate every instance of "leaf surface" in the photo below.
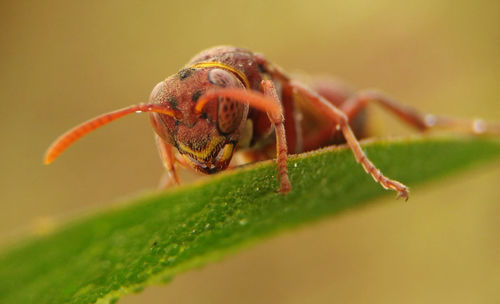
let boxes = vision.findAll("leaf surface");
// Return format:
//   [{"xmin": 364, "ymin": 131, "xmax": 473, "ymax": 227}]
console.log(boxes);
[{"xmin": 0, "ymin": 137, "xmax": 499, "ymax": 304}]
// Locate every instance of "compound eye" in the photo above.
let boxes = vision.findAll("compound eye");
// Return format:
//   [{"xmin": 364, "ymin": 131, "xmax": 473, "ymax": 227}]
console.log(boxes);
[
  {"xmin": 207, "ymin": 69, "xmax": 248, "ymax": 134},
  {"xmin": 217, "ymin": 97, "xmax": 247, "ymax": 134}
]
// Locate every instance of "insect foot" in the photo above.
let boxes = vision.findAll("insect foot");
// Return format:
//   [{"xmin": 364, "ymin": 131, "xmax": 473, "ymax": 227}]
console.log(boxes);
[
  {"xmin": 278, "ymin": 173, "xmax": 292, "ymax": 195},
  {"xmin": 390, "ymin": 181, "xmax": 409, "ymax": 202}
]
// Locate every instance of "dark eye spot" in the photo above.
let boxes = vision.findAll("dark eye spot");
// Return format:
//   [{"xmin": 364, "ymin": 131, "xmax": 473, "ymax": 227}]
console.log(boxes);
[
  {"xmin": 258, "ymin": 64, "xmax": 266, "ymax": 73},
  {"xmin": 178, "ymin": 68, "xmax": 194, "ymax": 80},
  {"xmin": 230, "ymin": 103, "xmax": 234, "ymax": 110},
  {"xmin": 168, "ymin": 96, "xmax": 178, "ymax": 108},
  {"xmin": 192, "ymin": 90, "xmax": 202, "ymax": 102}
]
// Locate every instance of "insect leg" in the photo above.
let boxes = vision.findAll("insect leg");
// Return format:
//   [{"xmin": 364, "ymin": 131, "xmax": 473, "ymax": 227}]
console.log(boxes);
[
  {"xmin": 281, "ymin": 83, "xmax": 303, "ymax": 154},
  {"xmin": 155, "ymin": 134, "xmax": 180, "ymax": 188},
  {"xmin": 285, "ymin": 78, "xmax": 355, "ymax": 151},
  {"xmin": 342, "ymin": 90, "xmax": 500, "ymax": 134},
  {"xmin": 261, "ymin": 79, "xmax": 291, "ymax": 194},
  {"xmin": 289, "ymin": 80, "xmax": 409, "ymax": 200}
]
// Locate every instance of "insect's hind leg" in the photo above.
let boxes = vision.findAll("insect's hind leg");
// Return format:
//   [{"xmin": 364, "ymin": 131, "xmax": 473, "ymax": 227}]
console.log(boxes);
[
  {"xmin": 289, "ymin": 80, "xmax": 409, "ymax": 200},
  {"xmin": 341, "ymin": 90, "xmax": 500, "ymax": 135}
]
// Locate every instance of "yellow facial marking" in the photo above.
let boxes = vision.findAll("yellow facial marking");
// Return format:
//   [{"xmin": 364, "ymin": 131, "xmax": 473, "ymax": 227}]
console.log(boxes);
[
  {"xmin": 219, "ymin": 143, "xmax": 234, "ymax": 163},
  {"xmin": 177, "ymin": 136, "xmax": 224, "ymax": 160},
  {"xmin": 189, "ymin": 61, "xmax": 251, "ymax": 89}
]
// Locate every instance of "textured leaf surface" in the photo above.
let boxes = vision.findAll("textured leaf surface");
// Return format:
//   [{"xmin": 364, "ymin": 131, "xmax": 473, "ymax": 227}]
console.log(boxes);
[{"xmin": 0, "ymin": 137, "xmax": 499, "ymax": 304}]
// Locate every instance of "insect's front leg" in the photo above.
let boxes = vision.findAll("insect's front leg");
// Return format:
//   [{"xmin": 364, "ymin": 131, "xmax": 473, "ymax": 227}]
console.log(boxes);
[
  {"xmin": 261, "ymin": 80, "xmax": 291, "ymax": 194},
  {"xmin": 155, "ymin": 134, "xmax": 180, "ymax": 189},
  {"xmin": 288, "ymin": 80, "xmax": 409, "ymax": 200}
]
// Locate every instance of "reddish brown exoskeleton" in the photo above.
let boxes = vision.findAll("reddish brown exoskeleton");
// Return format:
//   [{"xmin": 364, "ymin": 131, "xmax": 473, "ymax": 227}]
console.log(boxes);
[{"xmin": 45, "ymin": 46, "xmax": 500, "ymax": 200}]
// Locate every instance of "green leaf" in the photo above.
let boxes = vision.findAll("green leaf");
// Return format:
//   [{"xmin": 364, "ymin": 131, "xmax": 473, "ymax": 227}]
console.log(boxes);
[{"xmin": 0, "ymin": 137, "xmax": 499, "ymax": 304}]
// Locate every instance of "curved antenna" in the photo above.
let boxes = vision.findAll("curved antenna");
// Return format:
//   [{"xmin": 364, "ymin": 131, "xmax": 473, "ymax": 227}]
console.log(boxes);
[
  {"xmin": 45, "ymin": 104, "xmax": 182, "ymax": 164},
  {"xmin": 194, "ymin": 88, "xmax": 281, "ymax": 115}
]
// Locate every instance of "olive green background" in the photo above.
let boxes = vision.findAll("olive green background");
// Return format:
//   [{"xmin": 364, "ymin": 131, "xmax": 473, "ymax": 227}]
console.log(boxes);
[{"xmin": 1, "ymin": 1, "xmax": 499, "ymax": 303}]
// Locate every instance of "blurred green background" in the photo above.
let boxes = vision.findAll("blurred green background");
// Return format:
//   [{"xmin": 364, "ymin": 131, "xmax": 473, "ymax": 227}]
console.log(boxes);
[{"xmin": 1, "ymin": 0, "xmax": 499, "ymax": 303}]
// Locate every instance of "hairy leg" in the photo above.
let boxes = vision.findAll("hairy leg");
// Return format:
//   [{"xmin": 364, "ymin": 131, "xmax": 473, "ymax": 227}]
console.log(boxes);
[
  {"xmin": 289, "ymin": 81, "xmax": 409, "ymax": 200},
  {"xmin": 261, "ymin": 80, "xmax": 291, "ymax": 194}
]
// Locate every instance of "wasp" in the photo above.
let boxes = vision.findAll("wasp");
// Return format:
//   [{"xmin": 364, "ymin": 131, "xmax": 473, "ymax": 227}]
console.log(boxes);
[{"xmin": 45, "ymin": 46, "xmax": 500, "ymax": 200}]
